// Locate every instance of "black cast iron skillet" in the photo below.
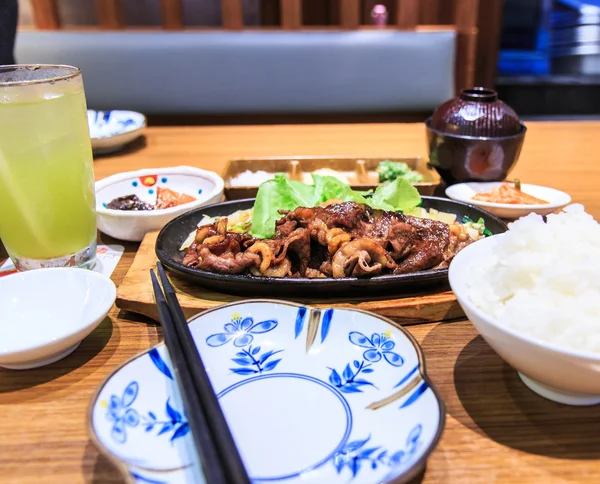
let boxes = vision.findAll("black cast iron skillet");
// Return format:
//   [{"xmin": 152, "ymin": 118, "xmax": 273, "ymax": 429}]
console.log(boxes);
[{"xmin": 156, "ymin": 197, "xmax": 507, "ymax": 298}]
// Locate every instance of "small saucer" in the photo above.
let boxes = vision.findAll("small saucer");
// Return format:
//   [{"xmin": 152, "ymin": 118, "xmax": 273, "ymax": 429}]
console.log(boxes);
[
  {"xmin": 88, "ymin": 110, "xmax": 146, "ymax": 154},
  {"xmin": 90, "ymin": 300, "xmax": 445, "ymax": 484},
  {"xmin": 0, "ymin": 268, "xmax": 116, "ymax": 370},
  {"xmin": 445, "ymin": 182, "xmax": 571, "ymax": 219}
]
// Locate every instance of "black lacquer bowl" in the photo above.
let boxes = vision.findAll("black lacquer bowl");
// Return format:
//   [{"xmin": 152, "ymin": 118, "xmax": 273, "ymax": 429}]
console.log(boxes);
[
  {"xmin": 426, "ymin": 119, "xmax": 527, "ymax": 186},
  {"xmin": 156, "ymin": 197, "xmax": 507, "ymax": 298},
  {"xmin": 426, "ymin": 88, "xmax": 527, "ymax": 186}
]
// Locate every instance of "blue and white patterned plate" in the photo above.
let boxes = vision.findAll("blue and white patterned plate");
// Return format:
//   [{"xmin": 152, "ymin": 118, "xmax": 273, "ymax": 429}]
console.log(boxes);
[
  {"xmin": 88, "ymin": 110, "xmax": 146, "ymax": 154},
  {"xmin": 89, "ymin": 301, "xmax": 445, "ymax": 484}
]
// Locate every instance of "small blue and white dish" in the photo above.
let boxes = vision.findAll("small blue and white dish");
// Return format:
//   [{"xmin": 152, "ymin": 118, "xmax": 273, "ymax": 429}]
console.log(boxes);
[
  {"xmin": 89, "ymin": 301, "xmax": 445, "ymax": 484},
  {"xmin": 88, "ymin": 110, "xmax": 146, "ymax": 154}
]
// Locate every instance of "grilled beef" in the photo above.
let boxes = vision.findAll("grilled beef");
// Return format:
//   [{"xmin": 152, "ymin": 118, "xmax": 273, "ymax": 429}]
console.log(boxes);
[{"xmin": 182, "ymin": 202, "xmax": 476, "ymax": 278}]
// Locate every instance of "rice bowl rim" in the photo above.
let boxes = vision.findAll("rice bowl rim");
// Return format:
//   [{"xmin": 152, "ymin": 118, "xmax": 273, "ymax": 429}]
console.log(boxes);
[{"xmin": 449, "ymin": 233, "xmax": 600, "ymax": 362}]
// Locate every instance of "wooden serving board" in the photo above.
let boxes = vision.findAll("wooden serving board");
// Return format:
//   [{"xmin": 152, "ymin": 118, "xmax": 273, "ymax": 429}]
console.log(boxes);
[{"xmin": 116, "ymin": 231, "xmax": 465, "ymax": 325}]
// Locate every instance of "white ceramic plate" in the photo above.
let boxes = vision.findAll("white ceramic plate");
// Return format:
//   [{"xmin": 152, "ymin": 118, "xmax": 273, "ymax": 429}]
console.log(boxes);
[
  {"xmin": 0, "ymin": 268, "xmax": 116, "ymax": 370},
  {"xmin": 95, "ymin": 166, "xmax": 224, "ymax": 242},
  {"xmin": 89, "ymin": 300, "xmax": 444, "ymax": 484},
  {"xmin": 88, "ymin": 110, "xmax": 146, "ymax": 154},
  {"xmin": 445, "ymin": 182, "xmax": 571, "ymax": 219}
]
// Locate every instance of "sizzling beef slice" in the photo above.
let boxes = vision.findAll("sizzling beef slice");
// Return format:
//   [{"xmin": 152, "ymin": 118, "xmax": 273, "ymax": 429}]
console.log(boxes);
[
  {"xmin": 274, "ymin": 218, "xmax": 298, "ymax": 238},
  {"xmin": 182, "ymin": 243, "xmax": 201, "ymax": 267},
  {"xmin": 435, "ymin": 233, "xmax": 474, "ymax": 269},
  {"xmin": 284, "ymin": 202, "xmax": 368, "ymax": 231},
  {"xmin": 393, "ymin": 217, "xmax": 450, "ymax": 274},
  {"xmin": 181, "ymin": 202, "xmax": 476, "ymax": 278},
  {"xmin": 195, "ymin": 248, "xmax": 259, "ymax": 274},
  {"xmin": 358, "ymin": 211, "xmax": 416, "ymax": 259}
]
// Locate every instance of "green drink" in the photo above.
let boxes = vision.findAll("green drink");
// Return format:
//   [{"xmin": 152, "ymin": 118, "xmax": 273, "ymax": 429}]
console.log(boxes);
[{"xmin": 0, "ymin": 65, "xmax": 97, "ymax": 270}]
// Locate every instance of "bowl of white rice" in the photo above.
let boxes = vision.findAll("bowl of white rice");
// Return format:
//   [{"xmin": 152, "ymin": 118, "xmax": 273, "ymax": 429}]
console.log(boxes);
[{"xmin": 448, "ymin": 204, "xmax": 600, "ymax": 406}]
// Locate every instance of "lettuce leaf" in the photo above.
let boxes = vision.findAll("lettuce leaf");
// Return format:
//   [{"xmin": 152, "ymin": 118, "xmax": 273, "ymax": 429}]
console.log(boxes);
[
  {"xmin": 251, "ymin": 173, "xmax": 421, "ymax": 239},
  {"xmin": 252, "ymin": 174, "xmax": 316, "ymax": 239},
  {"xmin": 369, "ymin": 177, "xmax": 422, "ymax": 212},
  {"xmin": 310, "ymin": 174, "xmax": 369, "ymax": 205}
]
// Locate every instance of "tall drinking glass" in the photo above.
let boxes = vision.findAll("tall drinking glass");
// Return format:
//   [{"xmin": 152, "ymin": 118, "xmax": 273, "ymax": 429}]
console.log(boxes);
[{"xmin": 0, "ymin": 65, "xmax": 97, "ymax": 270}]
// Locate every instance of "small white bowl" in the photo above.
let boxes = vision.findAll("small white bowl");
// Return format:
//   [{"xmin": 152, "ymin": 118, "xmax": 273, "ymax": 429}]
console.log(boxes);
[
  {"xmin": 88, "ymin": 110, "xmax": 147, "ymax": 154},
  {"xmin": 95, "ymin": 166, "xmax": 224, "ymax": 241},
  {"xmin": 445, "ymin": 182, "xmax": 571, "ymax": 219},
  {"xmin": 0, "ymin": 268, "xmax": 116, "ymax": 370},
  {"xmin": 449, "ymin": 235, "xmax": 600, "ymax": 406}
]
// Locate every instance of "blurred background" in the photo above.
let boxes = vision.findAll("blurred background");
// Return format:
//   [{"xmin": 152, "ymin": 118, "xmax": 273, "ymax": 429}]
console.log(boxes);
[
  {"xmin": 11, "ymin": 0, "xmax": 600, "ymax": 123},
  {"xmin": 497, "ymin": 0, "xmax": 600, "ymax": 118}
]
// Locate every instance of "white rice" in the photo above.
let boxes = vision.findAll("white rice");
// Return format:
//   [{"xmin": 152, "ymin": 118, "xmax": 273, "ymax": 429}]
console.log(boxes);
[
  {"xmin": 228, "ymin": 169, "xmax": 351, "ymax": 187},
  {"xmin": 228, "ymin": 170, "xmax": 274, "ymax": 187},
  {"xmin": 467, "ymin": 204, "xmax": 600, "ymax": 354}
]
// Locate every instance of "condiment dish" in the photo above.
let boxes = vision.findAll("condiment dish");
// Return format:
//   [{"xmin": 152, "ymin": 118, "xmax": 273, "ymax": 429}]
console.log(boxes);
[
  {"xmin": 445, "ymin": 182, "xmax": 571, "ymax": 219},
  {"xmin": 95, "ymin": 166, "xmax": 224, "ymax": 241},
  {"xmin": 0, "ymin": 268, "xmax": 116, "ymax": 370},
  {"xmin": 449, "ymin": 234, "xmax": 600, "ymax": 406},
  {"xmin": 88, "ymin": 110, "xmax": 146, "ymax": 154}
]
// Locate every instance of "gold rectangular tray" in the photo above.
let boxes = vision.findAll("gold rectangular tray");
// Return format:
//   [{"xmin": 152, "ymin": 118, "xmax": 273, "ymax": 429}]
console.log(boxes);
[{"xmin": 222, "ymin": 156, "xmax": 440, "ymax": 200}]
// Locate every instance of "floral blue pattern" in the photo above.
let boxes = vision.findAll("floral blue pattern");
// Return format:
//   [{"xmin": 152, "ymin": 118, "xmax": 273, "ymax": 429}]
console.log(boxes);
[
  {"xmin": 328, "ymin": 360, "xmax": 376, "ymax": 394},
  {"xmin": 206, "ymin": 314, "xmax": 278, "ymax": 348},
  {"xmin": 327, "ymin": 332, "xmax": 404, "ymax": 394},
  {"xmin": 206, "ymin": 314, "xmax": 283, "ymax": 377},
  {"xmin": 331, "ymin": 424, "xmax": 423, "ymax": 479},
  {"xmin": 106, "ymin": 381, "xmax": 189, "ymax": 445},
  {"xmin": 349, "ymin": 332, "xmax": 404, "ymax": 366},
  {"xmin": 106, "ymin": 382, "xmax": 140, "ymax": 443},
  {"xmin": 229, "ymin": 344, "xmax": 283, "ymax": 376},
  {"xmin": 141, "ymin": 398, "xmax": 190, "ymax": 442},
  {"xmin": 88, "ymin": 110, "xmax": 142, "ymax": 138}
]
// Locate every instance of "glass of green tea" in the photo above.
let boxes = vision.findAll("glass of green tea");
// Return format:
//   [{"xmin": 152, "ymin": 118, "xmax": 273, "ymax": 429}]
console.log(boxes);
[{"xmin": 0, "ymin": 65, "xmax": 97, "ymax": 270}]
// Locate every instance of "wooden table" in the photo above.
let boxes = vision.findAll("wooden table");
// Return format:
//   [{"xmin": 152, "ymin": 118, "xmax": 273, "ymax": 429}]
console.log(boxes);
[{"xmin": 2, "ymin": 122, "xmax": 600, "ymax": 484}]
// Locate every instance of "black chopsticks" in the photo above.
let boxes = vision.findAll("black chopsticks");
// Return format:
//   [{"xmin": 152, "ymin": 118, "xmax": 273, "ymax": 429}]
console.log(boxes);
[{"xmin": 151, "ymin": 262, "xmax": 251, "ymax": 484}]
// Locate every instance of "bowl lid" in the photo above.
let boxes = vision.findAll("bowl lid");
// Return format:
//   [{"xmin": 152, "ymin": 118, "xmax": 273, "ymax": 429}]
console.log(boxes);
[{"xmin": 430, "ymin": 87, "xmax": 521, "ymax": 137}]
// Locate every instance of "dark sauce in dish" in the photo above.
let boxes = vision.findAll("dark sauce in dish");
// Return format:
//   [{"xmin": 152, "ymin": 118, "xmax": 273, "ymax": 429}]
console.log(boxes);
[{"xmin": 106, "ymin": 195, "xmax": 153, "ymax": 211}]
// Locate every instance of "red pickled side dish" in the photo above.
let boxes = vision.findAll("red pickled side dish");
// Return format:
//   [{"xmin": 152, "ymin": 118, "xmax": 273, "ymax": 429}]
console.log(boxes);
[{"xmin": 106, "ymin": 187, "xmax": 196, "ymax": 211}]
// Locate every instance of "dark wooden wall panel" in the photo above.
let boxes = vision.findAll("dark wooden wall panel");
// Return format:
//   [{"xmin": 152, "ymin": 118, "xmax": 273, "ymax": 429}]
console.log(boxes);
[
  {"xmin": 31, "ymin": 0, "xmax": 60, "ymax": 29},
  {"xmin": 475, "ymin": 0, "xmax": 503, "ymax": 88},
  {"xmin": 160, "ymin": 0, "xmax": 184, "ymax": 29},
  {"xmin": 261, "ymin": 0, "xmax": 281, "ymax": 25},
  {"xmin": 303, "ymin": 0, "xmax": 332, "ymax": 25},
  {"xmin": 95, "ymin": 0, "xmax": 124, "ymax": 29}
]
